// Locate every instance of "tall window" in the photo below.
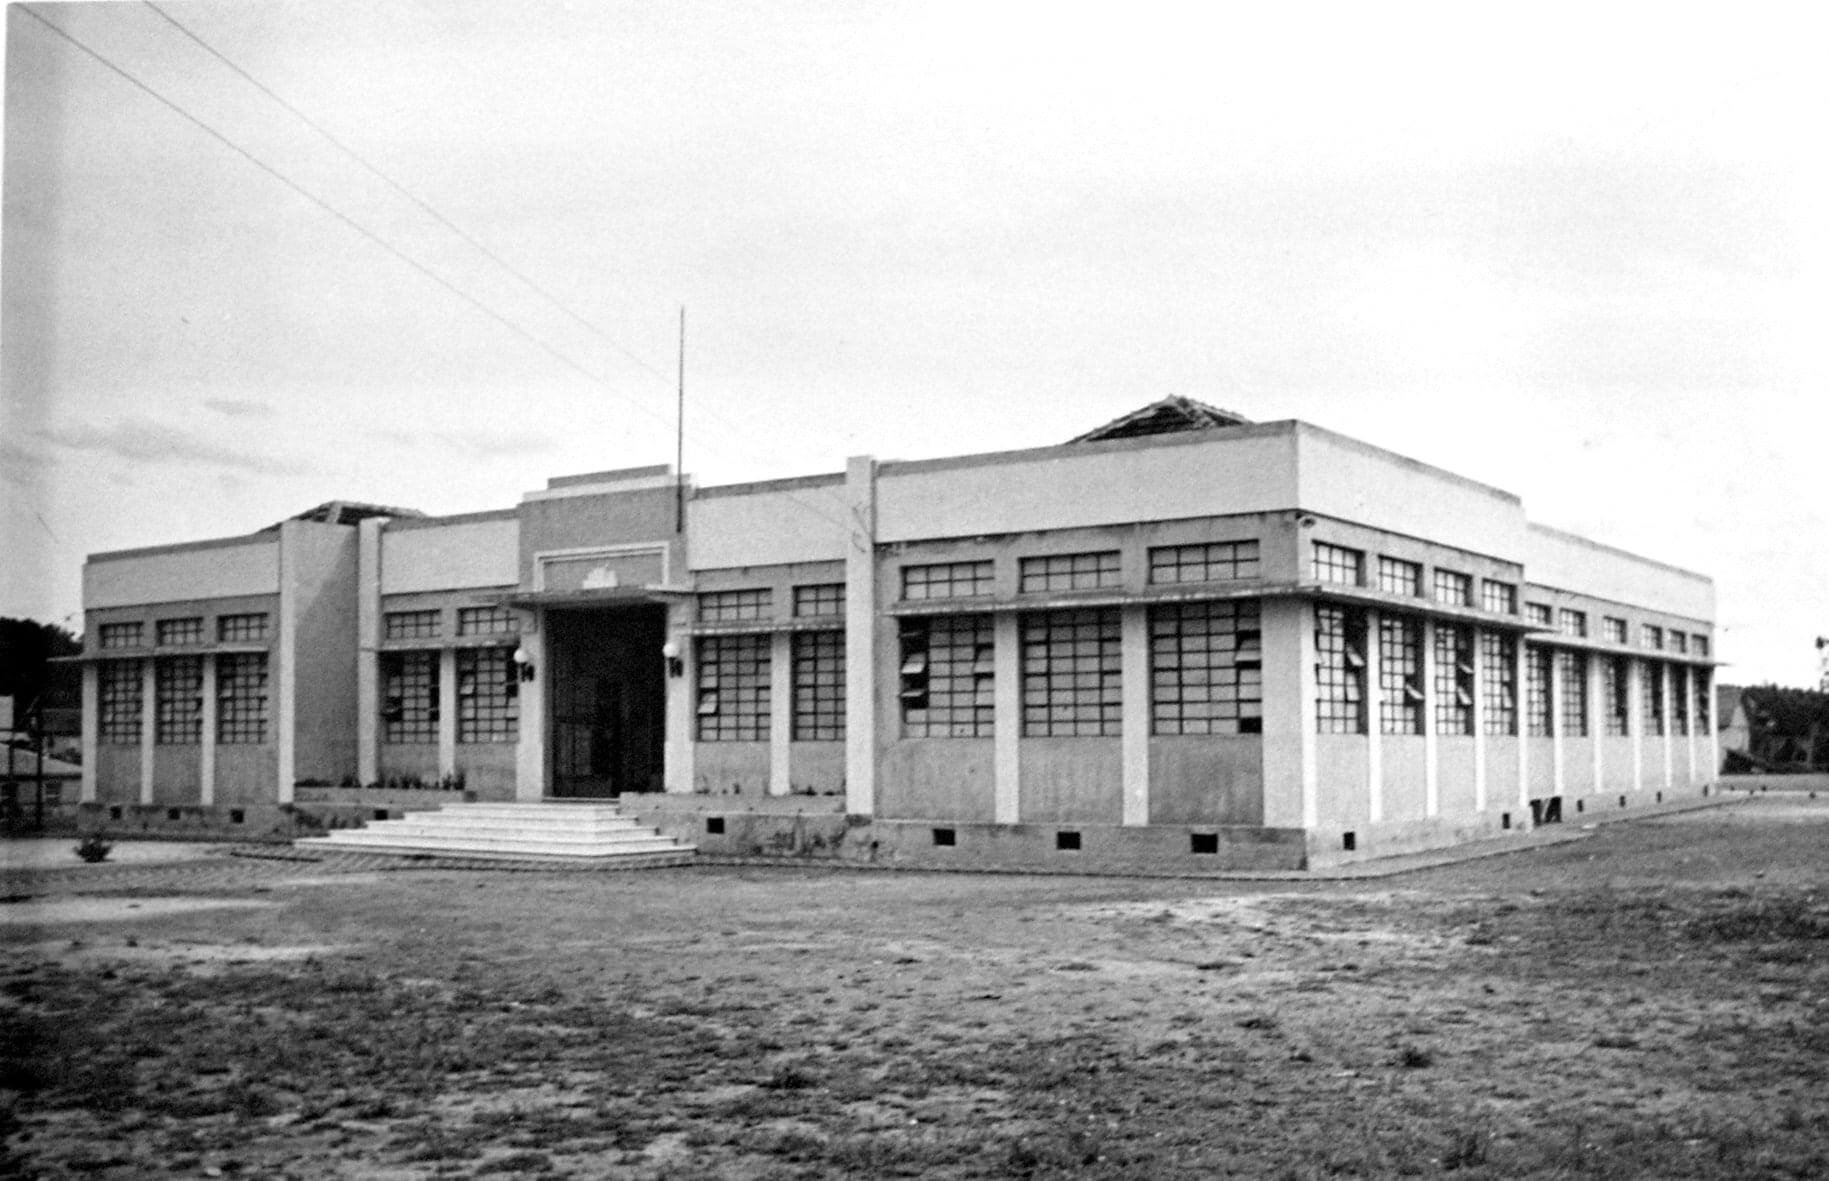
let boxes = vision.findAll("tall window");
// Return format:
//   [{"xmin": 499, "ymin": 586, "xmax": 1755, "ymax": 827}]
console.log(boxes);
[
  {"xmin": 696, "ymin": 634, "xmax": 770, "ymax": 741},
  {"xmin": 1695, "ymin": 667, "xmax": 1711, "ymax": 729},
  {"xmin": 1482, "ymin": 580, "xmax": 1518, "ymax": 615},
  {"xmin": 1149, "ymin": 541, "xmax": 1259, "ymax": 584},
  {"xmin": 217, "ymin": 653, "xmax": 268, "ymax": 744},
  {"xmin": 792, "ymin": 583, "xmax": 845, "ymax": 618},
  {"xmin": 1557, "ymin": 651, "xmax": 1589, "ymax": 736},
  {"xmin": 1641, "ymin": 662, "xmax": 1665, "ymax": 735},
  {"xmin": 155, "ymin": 657, "xmax": 202, "ymax": 744},
  {"xmin": 899, "ymin": 616, "xmax": 993, "ymax": 737},
  {"xmin": 99, "ymin": 660, "xmax": 143, "ymax": 744},
  {"xmin": 1603, "ymin": 656, "xmax": 1631, "ymax": 736},
  {"xmin": 1150, "ymin": 601, "xmax": 1262, "ymax": 735},
  {"xmin": 1378, "ymin": 616, "xmax": 1424, "ymax": 735},
  {"xmin": 384, "ymin": 610, "xmax": 440, "ymax": 640},
  {"xmin": 456, "ymin": 647, "xmax": 517, "ymax": 743},
  {"xmin": 1433, "ymin": 624, "xmax": 1474, "ymax": 735},
  {"xmin": 1312, "ymin": 543, "xmax": 1364, "ymax": 587},
  {"xmin": 1021, "ymin": 609, "xmax": 1121, "ymax": 736},
  {"xmin": 1377, "ymin": 557, "xmax": 1422, "ymax": 598},
  {"xmin": 791, "ymin": 631, "xmax": 845, "ymax": 740},
  {"xmin": 1479, "ymin": 632, "xmax": 1517, "ymax": 735},
  {"xmin": 903, "ymin": 561, "xmax": 993, "ymax": 600},
  {"xmin": 697, "ymin": 589, "xmax": 772, "ymax": 623},
  {"xmin": 456, "ymin": 606, "xmax": 517, "ymax": 637},
  {"xmin": 1315, "ymin": 605, "xmax": 1367, "ymax": 734},
  {"xmin": 217, "ymin": 613, "xmax": 270, "ymax": 642},
  {"xmin": 1019, "ymin": 551, "xmax": 1120, "ymax": 593},
  {"xmin": 381, "ymin": 651, "xmax": 438, "ymax": 743},
  {"xmin": 1434, "ymin": 569, "xmax": 1472, "ymax": 607},
  {"xmin": 1671, "ymin": 665, "xmax": 1690, "ymax": 736},
  {"xmin": 1603, "ymin": 617, "xmax": 1627, "ymax": 644},
  {"xmin": 99, "ymin": 622, "xmax": 143, "ymax": 650},
  {"xmin": 1557, "ymin": 609, "xmax": 1587, "ymax": 638},
  {"xmin": 156, "ymin": 618, "xmax": 203, "ymax": 646},
  {"xmin": 1525, "ymin": 647, "xmax": 1553, "ymax": 737}
]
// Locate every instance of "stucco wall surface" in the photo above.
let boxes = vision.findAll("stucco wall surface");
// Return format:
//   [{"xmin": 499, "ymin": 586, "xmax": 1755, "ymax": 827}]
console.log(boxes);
[
  {"xmin": 1147, "ymin": 737, "xmax": 1264, "ymax": 825},
  {"xmin": 1524, "ymin": 524, "xmax": 1713, "ymax": 621},
  {"xmin": 381, "ymin": 518, "xmax": 519, "ymax": 593},
  {"xmin": 86, "ymin": 540, "xmax": 278, "ymax": 609},
  {"xmin": 689, "ymin": 484, "xmax": 848, "ymax": 570}
]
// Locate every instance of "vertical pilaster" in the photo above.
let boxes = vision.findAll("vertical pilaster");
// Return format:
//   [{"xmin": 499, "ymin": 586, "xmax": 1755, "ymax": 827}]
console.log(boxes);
[
  {"xmin": 769, "ymin": 631, "xmax": 792, "ymax": 795},
  {"xmin": 513, "ymin": 613, "xmax": 546, "ymax": 801},
  {"xmin": 1119, "ymin": 605, "xmax": 1150, "ymax": 826},
  {"xmin": 1515, "ymin": 640, "xmax": 1529, "ymax": 815},
  {"xmin": 1629, "ymin": 657, "xmax": 1645, "ymax": 792},
  {"xmin": 276, "ymin": 523, "xmax": 297, "ymax": 804},
  {"xmin": 356, "ymin": 518, "xmax": 383, "ymax": 787},
  {"xmin": 1660, "ymin": 662, "xmax": 1674, "ymax": 791},
  {"xmin": 663, "ymin": 606, "xmax": 694, "ymax": 794},
  {"xmin": 80, "ymin": 662, "xmax": 98, "ymax": 803},
  {"xmin": 1471, "ymin": 627, "xmax": 1487, "ymax": 813},
  {"xmin": 1548, "ymin": 648, "xmax": 1565, "ymax": 798},
  {"xmin": 1365, "ymin": 609, "xmax": 1383, "ymax": 824},
  {"xmin": 1422, "ymin": 619, "xmax": 1439, "ymax": 818},
  {"xmin": 1678, "ymin": 665, "xmax": 1696, "ymax": 786},
  {"xmin": 139, "ymin": 659, "xmax": 156, "ymax": 805},
  {"xmin": 1590, "ymin": 652, "xmax": 1604, "ymax": 794},
  {"xmin": 437, "ymin": 648, "xmax": 457, "ymax": 780},
  {"xmin": 1257, "ymin": 598, "xmax": 1315, "ymax": 830},
  {"xmin": 842, "ymin": 456, "xmax": 878, "ymax": 817},
  {"xmin": 993, "ymin": 612, "xmax": 1021, "ymax": 825},
  {"xmin": 199, "ymin": 655, "xmax": 217, "ymax": 806}
]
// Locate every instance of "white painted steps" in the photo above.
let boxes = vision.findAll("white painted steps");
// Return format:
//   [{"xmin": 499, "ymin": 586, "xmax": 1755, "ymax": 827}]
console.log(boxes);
[{"xmin": 295, "ymin": 801, "xmax": 695, "ymax": 868}]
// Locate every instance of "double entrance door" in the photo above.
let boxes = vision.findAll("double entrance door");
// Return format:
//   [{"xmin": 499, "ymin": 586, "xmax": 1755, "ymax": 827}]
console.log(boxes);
[{"xmin": 549, "ymin": 605, "xmax": 666, "ymax": 798}]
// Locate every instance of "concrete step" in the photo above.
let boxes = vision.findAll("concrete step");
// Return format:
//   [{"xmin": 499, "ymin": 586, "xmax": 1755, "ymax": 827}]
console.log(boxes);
[
  {"xmin": 293, "ymin": 800, "xmax": 694, "ymax": 867},
  {"xmin": 301, "ymin": 830, "xmax": 689, "ymax": 856},
  {"xmin": 297, "ymin": 839, "xmax": 696, "ymax": 868},
  {"xmin": 370, "ymin": 817, "xmax": 648, "ymax": 837}
]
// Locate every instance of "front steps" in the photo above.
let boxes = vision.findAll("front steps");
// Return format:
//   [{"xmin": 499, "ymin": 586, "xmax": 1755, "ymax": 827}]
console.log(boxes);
[{"xmin": 295, "ymin": 801, "xmax": 695, "ymax": 868}]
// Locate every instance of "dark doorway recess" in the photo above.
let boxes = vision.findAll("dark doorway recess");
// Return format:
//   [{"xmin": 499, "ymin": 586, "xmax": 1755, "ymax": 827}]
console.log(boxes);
[{"xmin": 549, "ymin": 606, "xmax": 667, "ymax": 797}]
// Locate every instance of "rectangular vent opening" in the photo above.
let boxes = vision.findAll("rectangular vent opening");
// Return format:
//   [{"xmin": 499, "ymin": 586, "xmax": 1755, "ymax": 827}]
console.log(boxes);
[
  {"xmin": 373, "ymin": 809, "xmax": 389, "ymax": 821},
  {"xmin": 1575, "ymin": 800, "xmax": 1584, "ymax": 814},
  {"xmin": 109, "ymin": 805, "xmax": 123, "ymax": 821},
  {"xmin": 932, "ymin": 827, "xmax": 956, "ymax": 847},
  {"xmin": 1190, "ymin": 832, "xmax": 1219, "ymax": 855},
  {"xmin": 1619, "ymin": 795, "xmax": 1627, "ymax": 808},
  {"xmin": 1501, "ymin": 812, "xmax": 1511, "ymax": 830},
  {"xmin": 230, "ymin": 809, "xmax": 245, "ymax": 824},
  {"xmin": 705, "ymin": 816, "xmax": 725, "ymax": 835},
  {"xmin": 1342, "ymin": 831, "xmax": 1356, "ymax": 852},
  {"xmin": 166, "ymin": 808, "xmax": 181, "ymax": 821},
  {"xmin": 1055, "ymin": 831, "xmax": 1081, "ymax": 851},
  {"xmin": 1656, "ymin": 791, "xmax": 1663, "ymax": 803}
]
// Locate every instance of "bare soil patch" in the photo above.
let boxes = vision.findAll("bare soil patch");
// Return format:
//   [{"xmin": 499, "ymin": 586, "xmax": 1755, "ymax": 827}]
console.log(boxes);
[{"xmin": 3, "ymin": 797, "xmax": 1825, "ymax": 1178}]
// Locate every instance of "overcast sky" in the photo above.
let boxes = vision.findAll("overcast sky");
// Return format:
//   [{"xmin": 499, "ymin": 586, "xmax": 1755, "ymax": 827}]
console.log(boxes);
[{"xmin": 3, "ymin": 1, "xmax": 1825, "ymax": 686}]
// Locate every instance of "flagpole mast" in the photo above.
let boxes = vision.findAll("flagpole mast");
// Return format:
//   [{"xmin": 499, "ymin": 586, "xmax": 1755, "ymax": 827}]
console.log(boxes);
[{"xmin": 675, "ymin": 305, "xmax": 686, "ymax": 535}]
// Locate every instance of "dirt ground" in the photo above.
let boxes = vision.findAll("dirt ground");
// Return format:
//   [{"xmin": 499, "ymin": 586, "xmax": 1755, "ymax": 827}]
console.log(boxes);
[{"xmin": 3, "ymin": 796, "xmax": 1825, "ymax": 1179}]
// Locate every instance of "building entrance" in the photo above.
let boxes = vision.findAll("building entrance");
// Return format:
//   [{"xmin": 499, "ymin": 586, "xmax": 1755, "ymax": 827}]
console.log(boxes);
[{"xmin": 548, "ymin": 605, "xmax": 667, "ymax": 797}]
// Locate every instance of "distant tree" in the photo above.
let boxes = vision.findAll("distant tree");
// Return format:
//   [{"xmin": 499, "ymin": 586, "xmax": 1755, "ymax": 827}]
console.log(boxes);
[
  {"xmin": 1741, "ymin": 684, "xmax": 1829, "ymax": 770},
  {"xmin": 0, "ymin": 617, "xmax": 82, "ymax": 730}
]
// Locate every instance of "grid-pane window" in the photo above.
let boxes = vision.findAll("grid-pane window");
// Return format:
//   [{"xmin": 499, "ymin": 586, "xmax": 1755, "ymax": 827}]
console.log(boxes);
[
  {"xmin": 384, "ymin": 610, "xmax": 440, "ymax": 640},
  {"xmin": 1315, "ymin": 606, "xmax": 1368, "ymax": 734},
  {"xmin": 99, "ymin": 660, "xmax": 143, "ymax": 744},
  {"xmin": 99, "ymin": 622, "xmax": 142, "ymax": 650},
  {"xmin": 381, "ymin": 651, "xmax": 438, "ymax": 744},
  {"xmin": 1482, "ymin": 580, "xmax": 1518, "ymax": 615},
  {"xmin": 1019, "ymin": 551, "xmax": 1120, "ymax": 594},
  {"xmin": 1148, "ymin": 541, "xmax": 1260, "ymax": 584},
  {"xmin": 1434, "ymin": 570, "xmax": 1472, "ymax": 607},
  {"xmin": 1021, "ymin": 609, "xmax": 1122, "ymax": 737},
  {"xmin": 1672, "ymin": 665, "xmax": 1690, "ymax": 736},
  {"xmin": 1694, "ymin": 635, "xmax": 1710, "ymax": 659},
  {"xmin": 1433, "ymin": 624, "xmax": 1474, "ymax": 735},
  {"xmin": 217, "ymin": 653, "xmax": 269, "ymax": 744},
  {"xmin": 1670, "ymin": 632, "xmax": 1688, "ymax": 655},
  {"xmin": 156, "ymin": 618, "xmax": 203, "ymax": 646},
  {"xmin": 1603, "ymin": 656, "xmax": 1631, "ymax": 736},
  {"xmin": 1149, "ymin": 601, "xmax": 1262, "ymax": 735},
  {"xmin": 697, "ymin": 634, "xmax": 770, "ymax": 741},
  {"xmin": 1526, "ymin": 603, "xmax": 1552, "ymax": 626},
  {"xmin": 1603, "ymin": 617, "xmax": 1627, "ymax": 644},
  {"xmin": 1695, "ymin": 667, "xmax": 1711, "ymax": 729},
  {"xmin": 1557, "ymin": 651, "xmax": 1589, "ymax": 736},
  {"xmin": 1558, "ymin": 609, "xmax": 1587, "ymax": 638},
  {"xmin": 1479, "ymin": 632, "xmax": 1517, "ymax": 736},
  {"xmin": 1313, "ymin": 543, "xmax": 1364, "ymax": 587},
  {"xmin": 902, "ymin": 561, "xmax": 993, "ymax": 601},
  {"xmin": 457, "ymin": 647, "xmax": 517, "ymax": 743},
  {"xmin": 1378, "ymin": 616, "xmax": 1424, "ymax": 735},
  {"xmin": 793, "ymin": 583, "xmax": 845, "ymax": 618},
  {"xmin": 1377, "ymin": 558, "xmax": 1422, "ymax": 598},
  {"xmin": 792, "ymin": 631, "xmax": 845, "ymax": 740},
  {"xmin": 900, "ymin": 616, "xmax": 994, "ymax": 737},
  {"xmin": 457, "ymin": 606, "xmax": 517, "ymax": 637},
  {"xmin": 217, "ymin": 613, "xmax": 270, "ymax": 642},
  {"xmin": 154, "ymin": 657, "xmax": 202, "ymax": 744},
  {"xmin": 698, "ymin": 589, "xmax": 772, "ymax": 623},
  {"xmin": 1525, "ymin": 647, "xmax": 1554, "ymax": 737},
  {"xmin": 1641, "ymin": 662, "xmax": 1665, "ymax": 735},
  {"xmin": 1642, "ymin": 624, "xmax": 1664, "ymax": 650}
]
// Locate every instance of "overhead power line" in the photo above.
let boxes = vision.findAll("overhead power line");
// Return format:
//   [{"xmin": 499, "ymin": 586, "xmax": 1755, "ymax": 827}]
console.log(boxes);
[{"xmin": 139, "ymin": 0, "xmax": 672, "ymax": 385}]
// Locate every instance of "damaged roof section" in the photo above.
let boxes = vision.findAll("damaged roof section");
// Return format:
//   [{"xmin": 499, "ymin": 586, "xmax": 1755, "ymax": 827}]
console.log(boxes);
[
  {"xmin": 262, "ymin": 501, "xmax": 426, "ymax": 530},
  {"xmin": 1069, "ymin": 395, "xmax": 1252, "ymax": 443}
]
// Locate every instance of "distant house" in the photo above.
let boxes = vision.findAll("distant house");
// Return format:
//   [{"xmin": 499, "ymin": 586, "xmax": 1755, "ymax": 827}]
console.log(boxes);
[{"xmin": 69, "ymin": 398, "xmax": 1719, "ymax": 869}]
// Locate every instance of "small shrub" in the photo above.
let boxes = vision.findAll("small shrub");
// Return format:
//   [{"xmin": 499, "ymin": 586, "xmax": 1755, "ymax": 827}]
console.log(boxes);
[{"xmin": 75, "ymin": 834, "xmax": 112, "ymax": 863}]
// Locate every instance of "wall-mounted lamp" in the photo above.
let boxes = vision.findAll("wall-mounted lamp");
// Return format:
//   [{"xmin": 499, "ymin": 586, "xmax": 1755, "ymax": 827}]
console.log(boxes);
[
  {"xmin": 512, "ymin": 646, "xmax": 535, "ymax": 682},
  {"xmin": 662, "ymin": 639, "xmax": 684, "ymax": 679}
]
